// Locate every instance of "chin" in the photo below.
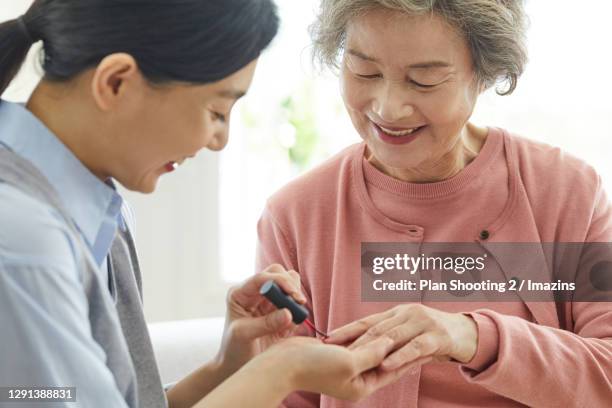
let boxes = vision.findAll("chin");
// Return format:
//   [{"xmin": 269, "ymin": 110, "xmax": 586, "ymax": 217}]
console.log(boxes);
[
  {"xmin": 138, "ymin": 180, "xmax": 158, "ymax": 194},
  {"xmin": 120, "ymin": 176, "xmax": 158, "ymax": 194},
  {"xmin": 364, "ymin": 143, "xmax": 426, "ymax": 175},
  {"xmin": 366, "ymin": 136, "xmax": 417, "ymax": 158}
]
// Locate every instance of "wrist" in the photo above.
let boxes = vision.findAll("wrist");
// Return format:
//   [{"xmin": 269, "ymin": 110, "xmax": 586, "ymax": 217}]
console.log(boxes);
[
  {"xmin": 210, "ymin": 354, "xmax": 232, "ymax": 382},
  {"xmin": 212, "ymin": 339, "xmax": 258, "ymax": 381},
  {"xmin": 461, "ymin": 311, "xmax": 500, "ymax": 372},
  {"xmin": 249, "ymin": 348, "xmax": 299, "ymax": 395},
  {"xmin": 452, "ymin": 313, "xmax": 478, "ymax": 363}
]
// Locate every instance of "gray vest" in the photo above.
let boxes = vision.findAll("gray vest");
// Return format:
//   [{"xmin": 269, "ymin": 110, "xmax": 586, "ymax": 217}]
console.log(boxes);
[{"xmin": 0, "ymin": 148, "xmax": 167, "ymax": 408}]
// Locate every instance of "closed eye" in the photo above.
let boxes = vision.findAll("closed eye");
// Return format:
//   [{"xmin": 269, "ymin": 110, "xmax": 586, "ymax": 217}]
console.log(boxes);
[
  {"xmin": 410, "ymin": 80, "xmax": 437, "ymax": 89},
  {"xmin": 356, "ymin": 73, "xmax": 382, "ymax": 80},
  {"xmin": 357, "ymin": 73, "xmax": 438, "ymax": 89},
  {"xmin": 212, "ymin": 111, "xmax": 227, "ymax": 123}
]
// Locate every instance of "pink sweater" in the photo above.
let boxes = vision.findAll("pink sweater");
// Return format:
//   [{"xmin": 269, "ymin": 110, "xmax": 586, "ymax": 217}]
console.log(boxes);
[{"xmin": 256, "ymin": 127, "xmax": 612, "ymax": 407}]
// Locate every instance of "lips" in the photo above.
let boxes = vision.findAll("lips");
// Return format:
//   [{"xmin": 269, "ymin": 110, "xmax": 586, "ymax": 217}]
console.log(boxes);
[
  {"xmin": 163, "ymin": 154, "xmax": 197, "ymax": 173},
  {"xmin": 378, "ymin": 124, "xmax": 422, "ymax": 136},
  {"xmin": 164, "ymin": 162, "xmax": 179, "ymax": 172},
  {"xmin": 371, "ymin": 121, "xmax": 426, "ymax": 145}
]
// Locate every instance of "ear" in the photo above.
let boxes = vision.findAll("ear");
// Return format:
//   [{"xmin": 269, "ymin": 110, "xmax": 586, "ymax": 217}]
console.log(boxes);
[{"xmin": 90, "ymin": 53, "xmax": 142, "ymax": 111}]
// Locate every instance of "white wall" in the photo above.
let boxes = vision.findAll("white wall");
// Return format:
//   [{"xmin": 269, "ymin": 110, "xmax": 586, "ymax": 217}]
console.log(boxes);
[{"xmin": 118, "ymin": 156, "xmax": 226, "ymax": 321}]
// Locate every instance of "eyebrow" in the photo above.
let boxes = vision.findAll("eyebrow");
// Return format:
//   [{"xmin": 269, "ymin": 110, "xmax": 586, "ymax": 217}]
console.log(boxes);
[
  {"xmin": 217, "ymin": 89, "xmax": 247, "ymax": 100},
  {"xmin": 346, "ymin": 48, "xmax": 452, "ymax": 69}
]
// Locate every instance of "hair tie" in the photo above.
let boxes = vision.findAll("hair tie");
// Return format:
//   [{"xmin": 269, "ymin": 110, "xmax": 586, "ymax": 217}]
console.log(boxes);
[{"xmin": 16, "ymin": 16, "xmax": 34, "ymax": 43}]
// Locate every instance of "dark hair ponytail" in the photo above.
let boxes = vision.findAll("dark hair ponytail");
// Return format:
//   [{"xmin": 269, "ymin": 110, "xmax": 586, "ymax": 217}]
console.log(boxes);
[
  {"xmin": 0, "ymin": 1, "xmax": 43, "ymax": 95},
  {"xmin": 0, "ymin": 0, "xmax": 279, "ymax": 94}
]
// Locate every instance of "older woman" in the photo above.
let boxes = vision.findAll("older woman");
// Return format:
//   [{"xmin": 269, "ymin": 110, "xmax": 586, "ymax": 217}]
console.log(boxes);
[{"xmin": 256, "ymin": 0, "xmax": 612, "ymax": 407}]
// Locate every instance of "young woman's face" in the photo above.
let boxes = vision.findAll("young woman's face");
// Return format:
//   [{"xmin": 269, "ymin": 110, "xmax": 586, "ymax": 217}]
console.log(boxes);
[
  {"xmin": 340, "ymin": 9, "xmax": 481, "ymax": 177},
  {"xmin": 112, "ymin": 59, "xmax": 258, "ymax": 193}
]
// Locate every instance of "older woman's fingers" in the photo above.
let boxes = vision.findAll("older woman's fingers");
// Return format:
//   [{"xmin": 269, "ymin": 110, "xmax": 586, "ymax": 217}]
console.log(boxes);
[
  {"xmin": 360, "ymin": 355, "xmax": 433, "ymax": 392},
  {"xmin": 381, "ymin": 332, "xmax": 441, "ymax": 370},
  {"xmin": 325, "ymin": 310, "xmax": 393, "ymax": 345},
  {"xmin": 350, "ymin": 336, "xmax": 395, "ymax": 373},
  {"xmin": 347, "ymin": 313, "xmax": 416, "ymax": 350}
]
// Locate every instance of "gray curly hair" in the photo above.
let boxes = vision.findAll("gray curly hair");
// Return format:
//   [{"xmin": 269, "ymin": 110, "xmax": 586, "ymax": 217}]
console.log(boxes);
[{"xmin": 309, "ymin": 0, "xmax": 528, "ymax": 95}]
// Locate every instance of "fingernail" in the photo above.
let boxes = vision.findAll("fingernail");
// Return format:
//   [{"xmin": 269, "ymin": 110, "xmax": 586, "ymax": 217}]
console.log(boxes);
[{"xmin": 326, "ymin": 330, "xmax": 336, "ymax": 337}]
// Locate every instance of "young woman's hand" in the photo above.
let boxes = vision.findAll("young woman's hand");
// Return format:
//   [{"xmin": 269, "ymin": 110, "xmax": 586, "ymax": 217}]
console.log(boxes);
[
  {"xmin": 195, "ymin": 335, "xmax": 417, "ymax": 407},
  {"xmin": 262, "ymin": 336, "xmax": 415, "ymax": 401},
  {"xmin": 214, "ymin": 264, "xmax": 306, "ymax": 379},
  {"xmin": 325, "ymin": 304, "xmax": 478, "ymax": 370}
]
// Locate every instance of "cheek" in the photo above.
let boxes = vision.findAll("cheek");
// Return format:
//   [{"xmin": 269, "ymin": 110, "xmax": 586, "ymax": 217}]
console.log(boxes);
[
  {"xmin": 427, "ymin": 85, "xmax": 477, "ymax": 126},
  {"xmin": 340, "ymin": 74, "xmax": 371, "ymax": 116},
  {"xmin": 166, "ymin": 106, "xmax": 210, "ymax": 152},
  {"xmin": 133, "ymin": 103, "xmax": 178, "ymax": 144}
]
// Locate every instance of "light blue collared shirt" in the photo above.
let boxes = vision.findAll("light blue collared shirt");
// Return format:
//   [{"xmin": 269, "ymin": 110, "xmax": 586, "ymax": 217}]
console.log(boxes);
[{"xmin": 0, "ymin": 100, "xmax": 133, "ymax": 407}]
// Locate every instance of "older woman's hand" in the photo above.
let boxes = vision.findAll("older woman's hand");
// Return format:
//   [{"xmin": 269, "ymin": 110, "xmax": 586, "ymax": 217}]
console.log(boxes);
[
  {"xmin": 215, "ymin": 264, "xmax": 306, "ymax": 378},
  {"xmin": 325, "ymin": 305, "xmax": 479, "ymax": 370}
]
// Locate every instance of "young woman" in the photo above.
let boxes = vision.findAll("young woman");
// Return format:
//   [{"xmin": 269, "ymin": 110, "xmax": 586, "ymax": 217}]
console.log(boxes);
[{"xmin": 0, "ymin": 1, "xmax": 411, "ymax": 407}]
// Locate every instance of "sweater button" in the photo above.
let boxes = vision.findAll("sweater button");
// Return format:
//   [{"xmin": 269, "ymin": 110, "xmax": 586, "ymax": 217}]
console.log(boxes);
[{"xmin": 479, "ymin": 230, "xmax": 490, "ymax": 240}]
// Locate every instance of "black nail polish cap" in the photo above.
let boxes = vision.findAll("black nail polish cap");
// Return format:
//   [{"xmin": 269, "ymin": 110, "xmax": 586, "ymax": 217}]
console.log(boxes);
[{"xmin": 259, "ymin": 280, "xmax": 309, "ymax": 324}]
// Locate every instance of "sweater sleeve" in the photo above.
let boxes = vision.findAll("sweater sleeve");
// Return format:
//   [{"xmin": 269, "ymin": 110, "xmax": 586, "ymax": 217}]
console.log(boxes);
[
  {"xmin": 256, "ymin": 204, "xmax": 321, "ymax": 408},
  {"xmin": 459, "ymin": 179, "xmax": 612, "ymax": 406},
  {"xmin": 460, "ymin": 308, "xmax": 612, "ymax": 406}
]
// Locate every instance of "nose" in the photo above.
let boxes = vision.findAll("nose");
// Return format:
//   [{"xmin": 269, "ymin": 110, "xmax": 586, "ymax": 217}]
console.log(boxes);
[
  {"xmin": 206, "ymin": 127, "xmax": 229, "ymax": 151},
  {"xmin": 372, "ymin": 80, "xmax": 415, "ymax": 123}
]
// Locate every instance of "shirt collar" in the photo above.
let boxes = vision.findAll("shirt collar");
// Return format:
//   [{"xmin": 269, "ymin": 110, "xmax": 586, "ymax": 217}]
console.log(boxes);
[{"xmin": 0, "ymin": 100, "xmax": 123, "ymax": 264}]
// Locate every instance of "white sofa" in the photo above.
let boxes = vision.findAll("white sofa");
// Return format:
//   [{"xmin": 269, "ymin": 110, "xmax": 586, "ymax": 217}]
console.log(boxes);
[{"xmin": 148, "ymin": 317, "xmax": 225, "ymax": 385}]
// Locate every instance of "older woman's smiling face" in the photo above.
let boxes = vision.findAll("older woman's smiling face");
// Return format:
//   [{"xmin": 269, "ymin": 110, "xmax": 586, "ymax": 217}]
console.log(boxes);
[{"xmin": 340, "ymin": 9, "xmax": 486, "ymax": 182}]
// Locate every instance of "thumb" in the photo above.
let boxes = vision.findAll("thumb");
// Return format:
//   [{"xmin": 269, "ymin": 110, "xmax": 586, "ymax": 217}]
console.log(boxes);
[
  {"xmin": 233, "ymin": 309, "xmax": 293, "ymax": 340},
  {"xmin": 351, "ymin": 336, "xmax": 395, "ymax": 373}
]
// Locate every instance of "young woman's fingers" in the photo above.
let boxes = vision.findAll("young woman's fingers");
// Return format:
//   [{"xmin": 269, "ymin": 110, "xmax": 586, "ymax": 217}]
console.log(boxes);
[
  {"xmin": 286, "ymin": 269, "xmax": 307, "ymax": 304},
  {"xmin": 231, "ymin": 267, "xmax": 307, "ymax": 309},
  {"xmin": 259, "ymin": 267, "xmax": 306, "ymax": 302},
  {"xmin": 381, "ymin": 332, "xmax": 441, "ymax": 370},
  {"xmin": 228, "ymin": 309, "xmax": 293, "ymax": 341}
]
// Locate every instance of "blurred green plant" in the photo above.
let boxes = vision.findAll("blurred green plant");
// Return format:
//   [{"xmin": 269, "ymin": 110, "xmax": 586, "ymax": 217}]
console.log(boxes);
[{"xmin": 280, "ymin": 82, "xmax": 320, "ymax": 171}]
